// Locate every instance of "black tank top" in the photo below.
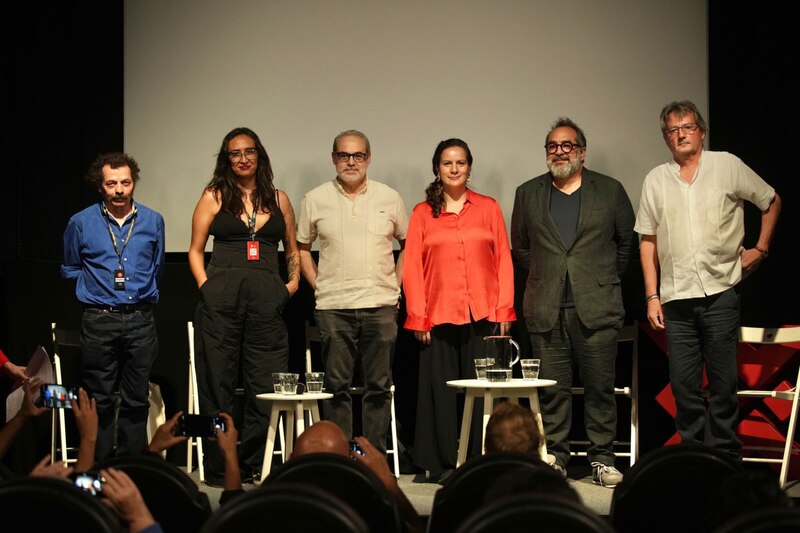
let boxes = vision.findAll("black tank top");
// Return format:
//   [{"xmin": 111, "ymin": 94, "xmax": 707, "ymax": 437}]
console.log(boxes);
[
  {"xmin": 209, "ymin": 209, "xmax": 285, "ymax": 248},
  {"xmin": 208, "ymin": 206, "xmax": 285, "ymax": 268}
]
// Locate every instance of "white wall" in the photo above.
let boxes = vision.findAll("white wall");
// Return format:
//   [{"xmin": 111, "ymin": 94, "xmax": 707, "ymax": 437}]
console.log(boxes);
[{"xmin": 125, "ymin": 0, "xmax": 708, "ymax": 252}]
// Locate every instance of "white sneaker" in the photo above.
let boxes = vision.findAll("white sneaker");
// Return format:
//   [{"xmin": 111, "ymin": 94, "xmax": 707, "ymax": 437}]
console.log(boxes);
[
  {"xmin": 546, "ymin": 454, "xmax": 567, "ymax": 478},
  {"xmin": 591, "ymin": 462, "xmax": 622, "ymax": 488}
]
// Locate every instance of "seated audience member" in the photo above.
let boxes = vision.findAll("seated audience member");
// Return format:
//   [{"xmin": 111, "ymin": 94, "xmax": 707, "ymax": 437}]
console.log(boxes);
[
  {"xmin": 29, "ymin": 453, "xmax": 74, "ymax": 479},
  {"xmin": 101, "ymin": 466, "xmax": 165, "ymax": 533},
  {"xmin": 705, "ymin": 468, "xmax": 794, "ymax": 531},
  {"xmin": 71, "ymin": 387, "xmax": 99, "ymax": 471},
  {"xmin": 145, "ymin": 411, "xmax": 189, "ymax": 455},
  {"xmin": 291, "ymin": 420, "xmax": 351, "ymax": 458},
  {"xmin": 21, "ymin": 399, "xmax": 163, "ymax": 533},
  {"xmin": 485, "ymin": 465, "xmax": 583, "ymax": 505},
  {"xmin": 27, "ymin": 458, "xmax": 164, "ymax": 533},
  {"xmin": 290, "ymin": 421, "xmax": 424, "ymax": 533},
  {"xmin": 484, "ymin": 402, "xmax": 542, "ymax": 455},
  {"xmin": 146, "ymin": 410, "xmax": 243, "ymax": 505},
  {"xmin": 2, "ymin": 377, "xmax": 97, "ymax": 472},
  {"xmin": 0, "ymin": 377, "xmax": 48, "ymax": 459}
]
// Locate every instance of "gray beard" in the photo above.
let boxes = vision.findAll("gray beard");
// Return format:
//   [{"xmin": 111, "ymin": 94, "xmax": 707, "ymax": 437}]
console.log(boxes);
[{"xmin": 548, "ymin": 157, "xmax": 581, "ymax": 180}]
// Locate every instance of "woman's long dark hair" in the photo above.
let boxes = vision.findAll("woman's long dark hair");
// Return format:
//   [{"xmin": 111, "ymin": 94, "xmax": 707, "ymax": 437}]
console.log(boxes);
[
  {"xmin": 425, "ymin": 138, "xmax": 473, "ymax": 218},
  {"xmin": 207, "ymin": 127, "xmax": 278, "ymax": 215}
]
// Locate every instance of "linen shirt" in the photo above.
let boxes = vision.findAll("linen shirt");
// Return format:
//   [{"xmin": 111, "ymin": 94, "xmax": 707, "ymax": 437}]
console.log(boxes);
[
  {"xmin": 61, "ymin": 201, "xmax": 165, "ymax": 306},
  {"xmin": 634, "ymin": 150, "xmax": 774, "ymax": 304},
  {"xmin": 403, "ymin": 190, "xmax": 516, "ymax": 331},
  {"xmin": 296, "ymin": 178, "xmax": 408, "ymax": 310}
]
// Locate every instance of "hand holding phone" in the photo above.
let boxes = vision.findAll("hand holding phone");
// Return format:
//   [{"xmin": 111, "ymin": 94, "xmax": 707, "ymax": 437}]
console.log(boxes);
[{"xmin": 70, "ymin": 471, "xmax": 106, "ymax": 496}]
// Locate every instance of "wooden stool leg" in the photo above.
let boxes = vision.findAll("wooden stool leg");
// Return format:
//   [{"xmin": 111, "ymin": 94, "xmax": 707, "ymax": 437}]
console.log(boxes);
[
  {"xmin": 527, "ymin": 390, "xmax": 548, "ymax": 460},
  {"xmin": 309, "ymin": 402, "xmax": 322, "ymax": 427},
  {"xmin": 294, "ymin": 400, "xmax": 306, "ymax": 436},
  {"xmin": 480, "ymin": 389, "xmax": 494, "ymax": 454},
  {"xmin": 457, "ymin": 390, "xmax": 476, "ymax": 467},
  {"xmin": 285, "ymin": 410, "xmax": 296, "ymax": 457},
  {"xmin": 261, "ymin": 404, "xmax": 283, "ymax": 481}
]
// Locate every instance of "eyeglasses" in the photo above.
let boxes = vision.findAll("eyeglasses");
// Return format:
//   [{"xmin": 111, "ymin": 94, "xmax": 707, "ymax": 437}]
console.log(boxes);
[
  {"xmin": 228, "ymin": 147, "xmax": 258, "ymax": 161},
  {"xmin": 664, "ymin": 124, "xmax": 699, "ymax": 137},
  {"xmin": 333, "ymin": 151, "xmax": 369, "ymax": 163},
  {"xmin": 544, "ymin": 141, "xmax": 583, "ymax": 155}
]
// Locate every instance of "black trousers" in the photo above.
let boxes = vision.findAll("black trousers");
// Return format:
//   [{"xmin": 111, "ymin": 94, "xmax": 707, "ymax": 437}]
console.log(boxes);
[
  {"xmin": 194, "ymin": 255, "xmax": 289, "ymax": 478},
  {"xmin": 413, "ymin": 320, "xmax": 493, "ymax": 475}
]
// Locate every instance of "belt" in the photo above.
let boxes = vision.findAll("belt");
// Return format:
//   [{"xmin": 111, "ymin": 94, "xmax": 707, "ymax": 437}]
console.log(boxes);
[{"xmin": 84, "ymin": 302, "xmax": 152, "ymax": 314}]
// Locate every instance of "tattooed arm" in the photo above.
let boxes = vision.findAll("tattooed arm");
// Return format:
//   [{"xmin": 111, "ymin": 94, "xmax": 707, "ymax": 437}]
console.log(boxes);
[{"xmin": 279, "ymin": 190, "xmax": 301, "ymax": 297}]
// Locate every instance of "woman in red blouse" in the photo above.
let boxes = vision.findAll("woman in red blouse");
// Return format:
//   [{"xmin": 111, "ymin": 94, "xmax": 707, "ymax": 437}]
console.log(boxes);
[{"xmin": 403, "ymin": 138, "xmax": 516, "ymax": 483}]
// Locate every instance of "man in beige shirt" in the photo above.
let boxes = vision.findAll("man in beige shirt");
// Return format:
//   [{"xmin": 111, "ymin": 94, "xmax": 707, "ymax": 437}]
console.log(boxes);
[
  {"xmin": 635, "ymin": 100, "xmax": 781, "ymax": 458},
  {"xmin": 297, "ymin": 129, "xmax": 407, "ymax": 453}
]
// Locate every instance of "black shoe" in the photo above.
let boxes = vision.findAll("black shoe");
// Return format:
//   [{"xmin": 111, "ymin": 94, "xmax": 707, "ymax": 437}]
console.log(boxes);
[
  {"xmin": 412, "ymin": 472, "xmax": 430, "ymax": 484},
  {"xmin": 203, "ymin": 474, "xmax": 225, "ymax": 488},
  {"xmin": 240, "ymin": 468, "xmax": 262, "ymax": 484},
  {"xmin": 436, "ymin": 469, "xmax": 454, "ymax": 485}
]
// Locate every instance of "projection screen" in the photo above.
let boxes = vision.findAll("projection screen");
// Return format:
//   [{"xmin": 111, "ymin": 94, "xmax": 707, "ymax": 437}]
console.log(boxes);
[{"xmin": 125, "ymin": 0, "xmax": 708, "ymax": 252}]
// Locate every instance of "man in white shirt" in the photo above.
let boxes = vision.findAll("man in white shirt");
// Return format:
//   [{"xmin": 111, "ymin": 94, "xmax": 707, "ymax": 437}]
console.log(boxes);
[
  {"xmin": 297, "ymin": 130, "xmax": 408, "ymax": 453},
  {"xmin": 635, "ymin": 100, "xmax": 781, "ymax": 458}
]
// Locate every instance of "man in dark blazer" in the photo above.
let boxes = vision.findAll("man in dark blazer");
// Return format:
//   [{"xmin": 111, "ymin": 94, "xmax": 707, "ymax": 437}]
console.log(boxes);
[{"xmin": 510, "ymin": 117, "xmax": 635, "ymax": 488}]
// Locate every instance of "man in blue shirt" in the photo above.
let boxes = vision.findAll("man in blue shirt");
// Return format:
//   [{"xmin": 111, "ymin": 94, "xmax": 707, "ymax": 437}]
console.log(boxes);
[{"xmin": 61, "ymin": 152, "xmax": 165, "ymax": 460}]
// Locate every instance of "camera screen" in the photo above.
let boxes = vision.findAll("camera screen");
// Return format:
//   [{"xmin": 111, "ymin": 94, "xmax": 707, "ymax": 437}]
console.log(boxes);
[
  {"xmin": 350, "ymin": 441, "xmax": 365, "ymax": 456},
  {"xmin": 40, "ymin": 384, "xmax": 78, "ymax": 409},
  {"xmin": 178, "ymin": 414, "xmax": 226, "ymax": 437},
  {"xmin": 72, "ymin": 472, "xmax": 105, "ymax": 496}
]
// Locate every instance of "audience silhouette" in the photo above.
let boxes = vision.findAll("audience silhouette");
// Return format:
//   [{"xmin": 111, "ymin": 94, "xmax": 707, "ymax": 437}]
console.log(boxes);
[{"xmin": 3, "ymin": 380, "xmax": 798, "ymax": 532}]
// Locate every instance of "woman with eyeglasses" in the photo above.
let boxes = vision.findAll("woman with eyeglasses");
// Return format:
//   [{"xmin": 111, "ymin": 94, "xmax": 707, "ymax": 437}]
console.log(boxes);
[
  {"xmin": 403, "ymin": 138, "xmax": 516, "ymax": 483},
  {"xmin": 189, "ymin": 127, "xmax": 300, "ymax": 486}
]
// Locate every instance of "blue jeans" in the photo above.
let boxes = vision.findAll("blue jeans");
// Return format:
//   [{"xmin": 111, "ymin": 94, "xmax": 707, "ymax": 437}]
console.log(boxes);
[
  {"xmin": 662, "ymin": 288, "xmax": 741, "ymax": 458},
  {"xmin": 530, "ymin": 307, "xmax": 619, "ymax": 467},
  {"xmin": 80, "ymin": 306, "xmax": 158, "ymax": 460},
  {"xmin": 315, "ymin": 306, "xmax": 397, "ymax": 452}
]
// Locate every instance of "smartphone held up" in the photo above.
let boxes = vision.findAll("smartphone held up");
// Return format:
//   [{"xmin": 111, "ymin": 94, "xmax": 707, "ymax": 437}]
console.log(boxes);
[
  {"xmin": 177, "ymin": 414, "xmax": 226, "ymax": 438},
  {"xmin": 35, "ymin": 383, "xmax": 79, "ymax": 409}
]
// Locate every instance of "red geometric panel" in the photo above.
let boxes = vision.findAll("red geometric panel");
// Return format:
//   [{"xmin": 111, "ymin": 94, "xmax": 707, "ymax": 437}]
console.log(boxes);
[
  {"xmin": 739, "ymin": 408, "xmax": 800, "ymax": 479},
  {"xmin": 763, "ymin": 380, "xmax": 795, "ymax": 423},
  {"xmin": 738, "ymin": 342, "xmax": 797, "ymax": 389},
  {"xmin": 655, "ymin": 384, "xmax": 677, "ymax": 418},
  {"xmin": 643, "ymin": 322, "xmax": 800, "ymax": 457}
]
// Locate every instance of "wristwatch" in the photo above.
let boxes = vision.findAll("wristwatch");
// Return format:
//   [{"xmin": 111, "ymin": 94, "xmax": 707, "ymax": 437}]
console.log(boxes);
[{"xmin": 754, "ymin": 246, "xmax": 769, "ymax": 258}]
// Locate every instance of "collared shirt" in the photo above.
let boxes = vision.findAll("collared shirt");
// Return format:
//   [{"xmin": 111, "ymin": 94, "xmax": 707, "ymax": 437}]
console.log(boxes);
[
  {"xmin": 634, "ymin": 150, "xmax": 774, "ymax": 304},
  {"xmin": 296, "ymin": 178, "xmax": 408, "ymax": 310},
  {"xmin": 61, "ymin": 201, "xmax": 165, "ymax": 306},
  {"xmin": 403, "ymin": 189, "xmax": 516, "ymax": 331}
]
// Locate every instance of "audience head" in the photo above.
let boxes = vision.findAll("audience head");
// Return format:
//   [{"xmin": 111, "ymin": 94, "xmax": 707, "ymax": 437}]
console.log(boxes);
[
  {"xmin": 484, "ymin": 402, "xmax": 542, "ymax": 455},
  {"xmin": 705, "ymin": 467, "xmax": 794, "ymax": 530},
  {"xmin": 291, "ymin": 421, "xmax": 350, "ymax": 459}
]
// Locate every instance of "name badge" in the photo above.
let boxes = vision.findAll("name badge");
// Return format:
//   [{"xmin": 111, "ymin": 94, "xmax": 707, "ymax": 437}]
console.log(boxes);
[
  {"xmin": 247, "ymin": 240, "xmax": 260, "ymax": 261},
  {"xmin": 114, "ymin": 269, "xmax": 126, "ymax": 291}
]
